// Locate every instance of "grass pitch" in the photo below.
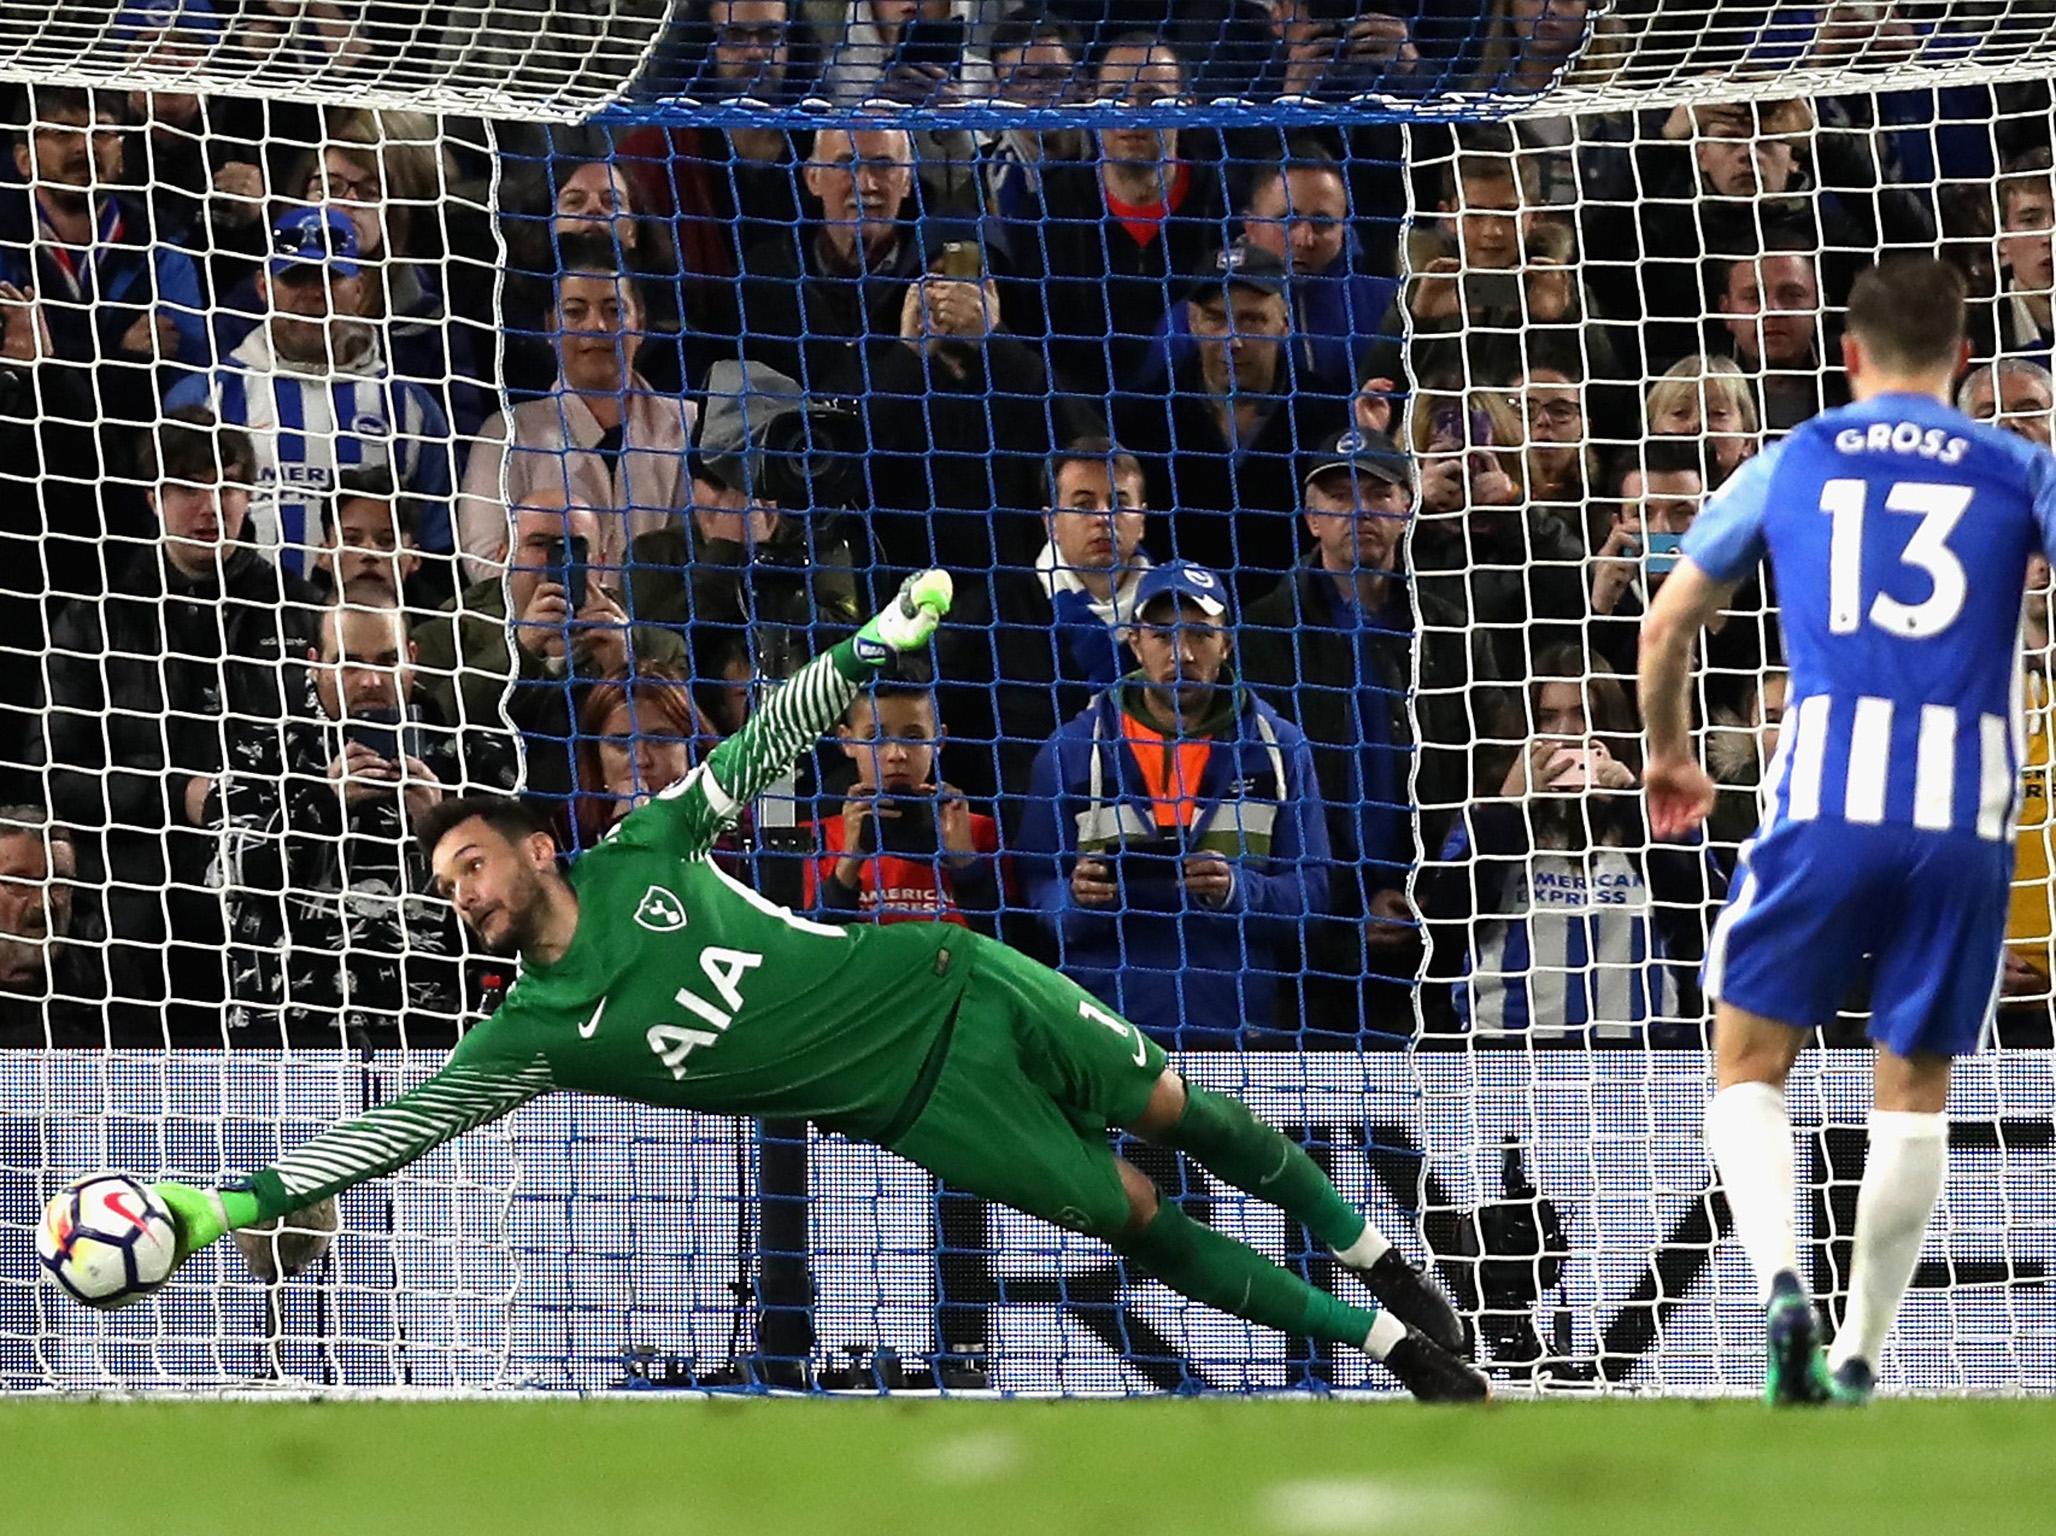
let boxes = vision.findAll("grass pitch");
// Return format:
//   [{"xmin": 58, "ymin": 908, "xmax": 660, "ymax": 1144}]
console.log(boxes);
[{"xmin": 8, "ymin": 1397, "xmax": 2054, "ymax": 1536}]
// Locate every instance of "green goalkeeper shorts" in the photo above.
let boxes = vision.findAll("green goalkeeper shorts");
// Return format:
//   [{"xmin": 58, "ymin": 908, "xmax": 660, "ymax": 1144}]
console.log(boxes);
[{"xmin": 884, "ymin": 930, "xmax": 1170, "ymax": 1239}]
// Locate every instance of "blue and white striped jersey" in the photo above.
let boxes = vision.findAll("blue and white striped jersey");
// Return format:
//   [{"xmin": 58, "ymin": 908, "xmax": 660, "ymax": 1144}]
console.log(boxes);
[
  {"xmin": 1434, "ymin": 805, "xmax": 1722, "ymax": 1041},
  {"xmin": 165, "ymin": 328, "xmax": 454, "ymax": 575},
  {"xmin": 1453, "ymin": 843, "xmax": 1679, "ymax": 1040},
  {"xmin": 1683, "ymin": 391, "xmax": 2056, "ymax": 844}
]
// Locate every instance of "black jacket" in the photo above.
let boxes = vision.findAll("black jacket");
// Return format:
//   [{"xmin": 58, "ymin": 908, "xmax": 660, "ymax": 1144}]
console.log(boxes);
[
  {"xmin": 1006, "ymin": 157, "xmax": 1226, "ymax": 405},
  {"xmin": 1240, "ymin": 559, "xmax": 1497, "ymax": 886},
  {"xmin": 861, "ymin": 334, "xmax": 1074, "ymax": 575},
  {"xmin": 0, "ymin": 360, "xmax": 136, "ymax": 802},
  {"xmin": 1114, "ymin": 355, "xmax": 1349, "ymax": 588},
  {"xmin": 1413, "ymin": 506, "xmax": 1588, "ymax": 685},
  {"xmin": 0, "ymin": 929, "xmax": 161, "ymax": 1048},
  {"xmin": 35, "ymin": 546, "xmax": 316, "ymax": 977},
  {"xmin": 217, "ymin": 681, "xmax": 516, "ymax": 1049},
  {"xmin": 939, "ymin": 561, "xmax": 1145, "ymax": 808},
  {"xmin": 735, "ymin": 219, "xmax": 971, "ymax": 396}
]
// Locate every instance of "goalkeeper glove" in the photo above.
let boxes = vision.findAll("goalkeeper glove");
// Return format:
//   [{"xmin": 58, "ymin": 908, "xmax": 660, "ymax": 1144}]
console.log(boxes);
[
  {"xmin": 854, "ymin": 569, "xmax": 953, "ymax": 665},
  {"xmin": 153, "ymin": 1180, "xmax": 230, "ymax": 1264}
]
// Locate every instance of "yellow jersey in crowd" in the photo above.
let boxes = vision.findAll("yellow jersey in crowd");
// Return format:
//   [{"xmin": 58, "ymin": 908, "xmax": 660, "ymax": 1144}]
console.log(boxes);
[{"xmin": 2009, "ymin": 666, "xmax": 2055, "ymax": 982}]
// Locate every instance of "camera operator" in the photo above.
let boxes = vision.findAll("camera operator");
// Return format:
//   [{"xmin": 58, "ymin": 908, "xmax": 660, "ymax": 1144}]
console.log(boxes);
[
  {"xmin": 628, "ymin": 358, "xmax": 867, "ymax": 690},
  {"xmin": 220, "ymin": 599, "xmax": 515, "ymax": 1049},
  {"xmin": 805, "ymin": 681, "xmax": 1004, "ymax": 932}
]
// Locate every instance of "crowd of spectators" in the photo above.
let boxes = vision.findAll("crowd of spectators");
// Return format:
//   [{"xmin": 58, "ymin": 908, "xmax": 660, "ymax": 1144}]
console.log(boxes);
[{"xmin": 1, "ymin": 0, "xmax": 2055, "ymax": 1054}]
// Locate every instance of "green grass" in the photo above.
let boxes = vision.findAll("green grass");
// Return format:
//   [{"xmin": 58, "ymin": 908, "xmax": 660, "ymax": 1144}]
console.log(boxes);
[{"xmin": 9, "ymin": 1397, "xmax": 2055, "ymax": 1536}]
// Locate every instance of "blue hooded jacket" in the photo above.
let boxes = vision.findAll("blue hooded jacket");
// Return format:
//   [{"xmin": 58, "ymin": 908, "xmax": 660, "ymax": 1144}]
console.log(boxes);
[{"xmin": 1016, "ymin": 675, "xmax": 1330, "ymax": 1048}]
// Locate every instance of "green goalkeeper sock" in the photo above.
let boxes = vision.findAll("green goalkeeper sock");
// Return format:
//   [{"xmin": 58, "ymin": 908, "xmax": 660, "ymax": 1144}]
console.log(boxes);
[
  {"xmin": 1117, "ymin": 1199, "xmax": 1382, "ymax": 1351},
  {"xmin": 1159, "ymin": 1085, "xmax": 1369, "ymax": 1254}
]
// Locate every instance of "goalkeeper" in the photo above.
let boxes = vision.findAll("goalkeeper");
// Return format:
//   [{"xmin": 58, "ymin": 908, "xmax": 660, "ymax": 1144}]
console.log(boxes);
[{"xmin": 150, "ymin": 572, "xmax": 1484, "ymax": 1402}]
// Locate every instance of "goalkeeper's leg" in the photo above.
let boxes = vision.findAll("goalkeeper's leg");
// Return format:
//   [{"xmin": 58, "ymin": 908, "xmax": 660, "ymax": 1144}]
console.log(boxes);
[
  {"xmin": 1127, "ymin": 1073, "xmax": 1465, "ymax": 1356},
  {"xmin": 886, "ymin": 934, "xmax": 1484, "ymax": 1397},
  {"xmin": 890, "ymin": 1073, "xmax": 1484, "ymax": 1400},
  {"xmin": 1105, "ymin": 1159, "xmax": 1483, "ymax": 1400},
  {"xmin": 954, "ymin": 932, "xmax": 1466, "ymax": 1354}
]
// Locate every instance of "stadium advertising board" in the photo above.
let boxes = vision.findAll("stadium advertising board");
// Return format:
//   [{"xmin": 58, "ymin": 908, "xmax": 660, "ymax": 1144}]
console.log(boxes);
[{"xmin": 5, "ymin": 1050, "xmax": 2051, "ymax": 1394}]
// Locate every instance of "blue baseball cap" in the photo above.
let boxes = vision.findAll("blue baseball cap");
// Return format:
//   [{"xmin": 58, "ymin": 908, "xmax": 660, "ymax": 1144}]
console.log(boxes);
[
  {"xmin": 117, "ymin": 0, "xmax": 219, "ymax": 37},
  {"xmin": 1300, "ymin": 426, "xmax": 1410, "ymax": 492},
  {"xmin": 269, "ymin": 207, "xmax": 361, "ymax": 279},
  {"xmin": 1187, "ymin": 238, "xmax": 1289, "ymax": 304},
  {"xmin": 1134, "ymin": 560, "xmax": 1230, "ymax": 621}
]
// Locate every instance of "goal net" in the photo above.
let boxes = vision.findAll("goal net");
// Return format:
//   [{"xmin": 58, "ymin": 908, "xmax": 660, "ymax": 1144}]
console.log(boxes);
[{"xmin": 6, "ymin": 0, "xmax": 2056, "ymax": 1395}]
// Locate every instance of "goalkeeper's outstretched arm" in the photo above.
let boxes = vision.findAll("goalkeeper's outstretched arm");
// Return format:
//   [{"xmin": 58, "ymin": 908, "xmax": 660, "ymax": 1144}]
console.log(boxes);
[
  {"xmin": 149, "ymin": 572, "xmax": 954, "ymax": 1264},
  {"xmin": 630, "ymin": 570, "xmax": 955, "ymax": 859},
  {"xmin": 156, "ymin": 1041, "xmax": 556, "ymax": 1259}
]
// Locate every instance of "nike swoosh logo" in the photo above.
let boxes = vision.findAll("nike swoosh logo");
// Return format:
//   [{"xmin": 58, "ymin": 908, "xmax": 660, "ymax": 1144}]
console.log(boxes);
[{"xmin": 578, "ymin": 995, "xmax": 608, "ymax": 1040}]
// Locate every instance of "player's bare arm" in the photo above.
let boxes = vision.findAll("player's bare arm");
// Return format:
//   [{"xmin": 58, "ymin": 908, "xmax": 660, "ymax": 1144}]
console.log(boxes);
[{"xmin": 1638, "ymin": 555, "xmax": 1740, "ymax": 840}]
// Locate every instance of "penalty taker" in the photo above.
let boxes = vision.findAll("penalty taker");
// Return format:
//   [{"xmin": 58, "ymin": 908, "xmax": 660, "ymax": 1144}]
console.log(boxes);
[{"xmin": 120, "ymin": 571, "xmax": 1485, "ymax": 1401}]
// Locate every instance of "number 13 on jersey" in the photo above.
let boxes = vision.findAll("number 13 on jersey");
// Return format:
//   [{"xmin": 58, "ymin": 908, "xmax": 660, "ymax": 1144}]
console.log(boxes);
[{"xmin": 1821, "ymin": 478, "xmax": 1974, "ymax": 638}]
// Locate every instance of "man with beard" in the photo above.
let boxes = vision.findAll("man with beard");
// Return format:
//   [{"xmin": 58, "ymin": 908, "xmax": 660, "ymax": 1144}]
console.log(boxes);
[
  {"xmin": 217, "ymin": 600, "xmax": 514, "ymax": 1049},
  {"xmin": 0, "ymin": 84, "xmax": 208, "ymax": 427},
  {"xmin": 1116, "ymin": 239, "xmax": 1348, "ymax": 585},
  {"xmin": 1240, "ymin": 430, "xmax": 1497, "ymax": 1040},
  {"xmin": 141, "ymin": 570, "xmax": 1485, "ymax": 1403},
  {"xmin": 1016, "ymin": 561, "xmax": 1331, "ymax": 1048},
  {"xmin": 1631, "ymin": 95, "xmax": 1902, "ymax": 372},
  {"xmin": 166, "ymin": 206, "xmax": 454, "ymax": 577}
]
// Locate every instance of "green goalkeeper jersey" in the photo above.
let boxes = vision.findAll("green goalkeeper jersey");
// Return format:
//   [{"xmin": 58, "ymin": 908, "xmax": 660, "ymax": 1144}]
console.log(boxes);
[{"xmin": 239, "ymin": 640, "xmax": 968, "ymax": 1223}]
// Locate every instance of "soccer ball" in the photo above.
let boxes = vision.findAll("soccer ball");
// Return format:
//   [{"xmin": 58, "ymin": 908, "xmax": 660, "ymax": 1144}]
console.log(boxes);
[{"xmin": 36, "ymin": 1174, "xmax": 179, "ymax": 1310}]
